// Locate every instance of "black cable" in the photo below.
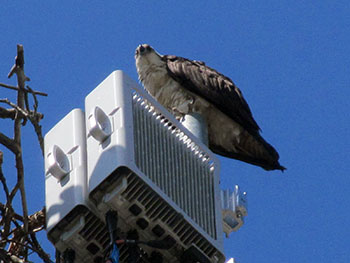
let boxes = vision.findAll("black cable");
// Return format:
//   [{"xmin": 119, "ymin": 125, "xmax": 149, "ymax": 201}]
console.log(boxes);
[{"xmin": 105, "ymin": 210, "xmax": 119, "ymax": 246}]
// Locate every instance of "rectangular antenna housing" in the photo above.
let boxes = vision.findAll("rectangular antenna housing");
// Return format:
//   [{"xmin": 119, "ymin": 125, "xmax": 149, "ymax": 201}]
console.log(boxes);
[
  {"xmin": 45, "ymin": 109, "xmax": 87, "ymax": 234},
  {"xmin": 85, "ymin": 71, "xmax": 225, "ymax": 262},
  {"xmin": 45, "ymin": 109, "xmax": 115, "ymax": 262}
]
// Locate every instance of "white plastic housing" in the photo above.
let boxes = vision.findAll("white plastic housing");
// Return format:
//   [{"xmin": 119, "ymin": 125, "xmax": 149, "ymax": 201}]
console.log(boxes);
[
  {"xmin": 44, "ymin": 109, "xmax": 87, "ymax": 233},
  {"xmin": 85, "ymin": 71, "xmax": 135, "ymax": 191},
  {"xmin": 85, "ymin": 70, "xmax": 225, "ymax": 262},
  {"xmin": 45, "ymin": 110, "xmax": 109, "ymax": 262}
]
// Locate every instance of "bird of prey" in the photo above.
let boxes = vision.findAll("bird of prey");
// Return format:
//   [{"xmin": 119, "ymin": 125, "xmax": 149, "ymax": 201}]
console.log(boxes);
[{"xmin": 135, "ymin": 44, "xmax": 285, "ymax": 171}]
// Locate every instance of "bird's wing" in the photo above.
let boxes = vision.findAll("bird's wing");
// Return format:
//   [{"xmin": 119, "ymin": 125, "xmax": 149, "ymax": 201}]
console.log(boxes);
[{"xmin": 163, "ymin": 55, "xmax": 261, "ymax": 136}]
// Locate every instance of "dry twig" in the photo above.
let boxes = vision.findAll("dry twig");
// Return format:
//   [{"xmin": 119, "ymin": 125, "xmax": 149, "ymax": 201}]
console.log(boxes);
[
  {"xmin": 0, "ymin": 44, "xmax": 49, "ymax": 262},
  {"xmin": 0, "ymin": 82, "xmax": 48, "ymax": 97}
]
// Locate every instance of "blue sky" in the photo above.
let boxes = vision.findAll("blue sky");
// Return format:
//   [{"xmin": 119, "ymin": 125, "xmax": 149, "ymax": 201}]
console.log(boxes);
[{"xmin": 1, "ymin": 1, "xmax": 349, "ymax": 262}]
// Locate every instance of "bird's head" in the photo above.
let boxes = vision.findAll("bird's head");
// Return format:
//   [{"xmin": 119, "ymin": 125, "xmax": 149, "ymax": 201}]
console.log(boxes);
[{"xmin": 135, "ymin": 44, "xmax": 163, "ymax": 69}]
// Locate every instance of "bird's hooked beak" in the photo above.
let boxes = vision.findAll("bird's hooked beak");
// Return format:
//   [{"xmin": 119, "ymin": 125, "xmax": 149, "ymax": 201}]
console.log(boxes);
[{"xmin": 135, "ymin": 44, "xmax": 153, "ymax": 57}]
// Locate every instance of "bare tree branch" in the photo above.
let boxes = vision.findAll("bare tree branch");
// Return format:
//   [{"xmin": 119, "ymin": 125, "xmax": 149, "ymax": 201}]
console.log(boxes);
[
  {"xmin": 8, "ymin": 45, "xmax": 29, "ymax": 238},
  {"xmin": 0, "ymin": 132, "xmax": 20, "ymax": 155},
  {"xmin": 0, "ymin": 248, "xmax": 13, "ymax": 262},
  {"xmin": 3, "ymin": 238, "xmax": 49, "ymax": 263},
  {"xmin": 0, "ymin": 83, "xmax": 17, "ymax": 91},
  {"xmin": 29, "ymin": 232, "xmax": 51, "ymax": 263},
  {"xmin": 0, "ymin": 44, "xmax": 49, "ymax": 262},
  {"xmin": 8, "ymin": 208, "xmax": 45, "ymax": 254},
  {"xmin": 0, "ymin": 204, "xmax": 15, "ymax": 247},
  {"xmin": 0, "ymin": 98, "xmax": 28, "ymax": 120},
  {"xmin": 0, "ymin": 203, "xmax": 23, "ymax": 222},
  {"xmin": 0, "ymin": 107, "xmax": 17, "ymax": 120},
  {"xmin": 26, "ymin": 87, "xmax": 45, "ymax": 155},
  {"xmin": 0, "ymin": 83, "xmax": 48, "ymax": 97},
  {"xmin": 29, "ymin": 116, "xmax": 44, "ymax": 156},
  {"xmin": 26, "ymin": 86, "xmax": 38, "ymax": 112},
  {"xmin": 0, "ymin": 152, "xmax": 10, "ymax": 202},
  {"xmin": 0, "ymin": 98, "xmax": 44, "ymax": 157}
]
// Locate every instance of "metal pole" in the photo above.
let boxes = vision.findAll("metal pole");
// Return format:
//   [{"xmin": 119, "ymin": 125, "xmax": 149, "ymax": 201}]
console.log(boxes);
[{"xmin": 181, "ymin": 113, "xmax": 208, "ymax": 146}]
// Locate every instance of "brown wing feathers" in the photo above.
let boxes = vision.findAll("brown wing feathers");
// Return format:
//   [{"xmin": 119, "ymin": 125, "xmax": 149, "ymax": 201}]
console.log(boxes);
[
  {"xmin": 163, "ymin": 55, "xmax": 285, "ymax": 171},
  {"xmin": 164, "ymin": 55, "xmax": 260, "ymax": 136}
]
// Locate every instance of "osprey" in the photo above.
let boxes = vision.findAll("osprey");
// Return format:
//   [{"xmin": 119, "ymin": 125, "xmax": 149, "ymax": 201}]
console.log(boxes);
[{"xmin": 135, "ymin": 44, "xmax": 285, "ymax": 171}]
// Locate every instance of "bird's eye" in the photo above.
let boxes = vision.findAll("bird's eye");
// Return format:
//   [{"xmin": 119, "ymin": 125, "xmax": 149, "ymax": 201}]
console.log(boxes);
[
  {"xmin": 139, "ymin": 45, "xmax": 145, "ymax": 53},
  {"xmin": 146, "ymin": 46, "xmax": 151, "ymax": 51}
]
